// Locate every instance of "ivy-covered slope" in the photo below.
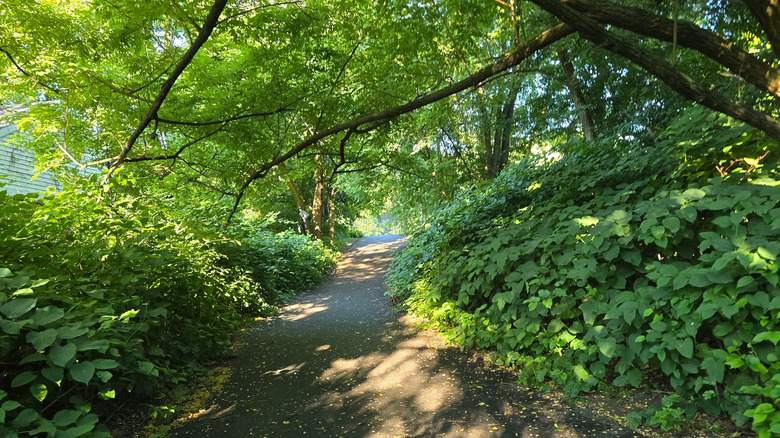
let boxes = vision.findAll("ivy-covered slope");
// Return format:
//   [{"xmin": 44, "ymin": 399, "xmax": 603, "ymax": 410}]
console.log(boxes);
[
  {"xmin": 0, "ymin": 186, "xmax": 337, "ymax": 437},
  {"xmin": 386, "ymin": 108, "xmax": 780, "ymax": 436}
]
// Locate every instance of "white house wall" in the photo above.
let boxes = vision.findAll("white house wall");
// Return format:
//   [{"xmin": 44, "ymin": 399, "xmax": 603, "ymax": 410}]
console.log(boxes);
[{"xmin": 0, "ymin": 123, "xmax": 62, "ymax": 194}]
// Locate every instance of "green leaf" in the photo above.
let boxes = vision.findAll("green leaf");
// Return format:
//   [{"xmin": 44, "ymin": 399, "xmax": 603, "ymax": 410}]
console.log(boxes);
[
  {"xmin": 69, "ymin": 361, "xmax": 95, "ymax": 384},
  {"xmin": 736, "ymin": 276, "xmax": 755, "ymax": 288},
  {"xmin": 28, "ymin": 422, "xmax": 56, "ymax": 436},
  {"xmin": 702, "ymin": 356, "xmax": 725, "ymax": 383},
  {"xmin": 0, "ymin": 268, "xmax": 12, "ymax": 278},
  {"xmin": 677, "ymin": 206, "xmax": 697, "ymax": 223},
  {"xmin": 53, "ymin": 409, "xmax": 82, "ymax": 427},
  {"xmin": 2, "ymin": 400, "xmax": 22, "ymax": 411},
  {"xmin": 0, "ymin": 298, "xmax": 37, "ymax": 318},
  {"xmin": 682, "ymin": 188, "xmax": 706, "ymax": 200},
  {"xmin": 74, "ymin": 339, "xmax": 109, "ymax": 352},
  {"xmin": 119, "ymin": 309, "xmax": 139, "ymax": 321},
  {"xmin": 627, "ymin": 368, "xmax": 642, "ymax": 387},
  {"xmin": 757, "ymin": 246, "xmax": 776, "ymax": 260},
  {"xmin": 32, "ymin": 306, "xmax": 65, "ymax": 326},
  {"xmin": 662, "ymin": 217, "xmax": 680, "ymax": 233},
  {"xmin": 573, "ymin": 364, "xmax": 590, "ymax": 381},
  {"xmin": 26, "ymin": 328, "xmax": 59, "ymax": 350},
  {"xmin": 676, "ymin": 337, "xmax": 694, "ymax": 359},
  {"xmin": 651, "ymin": 225, "xmax": 665, "ymax": 240},
  {"xmin": 138, "ymin": 361, "xmax": 156, "ymax": 375},
  {"xmin": 92, "ymin": 359, "xmax": 119, "ymax": 370},
  {"xmin": 623, "ymin": 249, "xmax": 642, "ymax": 266},
  {"xmin": 13, "ymin": 408, "xmax": 39, "ymax": 428},
  {"xmin": 597, "ymin": 337, "xmax": 617, "ymax": 358},
  {"xmin": 49, "ymin": 343, "xmax": 77, "ymax": 367},
  {"xmin": 30, "ymin": 383, "xmax": 47, "ymax": 402},
  {"xmin": 0, "ymin": 318, "xmax": 31, "ymax": 335},
  {"xmin": 752, "ymin": 331, "xmax": 780, "ymax": 345},
  {"xmin": 626, "ymin": 411, "xmax": 643, "ymax": 429},
  {"xmin": 57, "ymin": 324, "xmax": 89, "ymax": 340},
  {"xmin": 11, "ymin": 371, "xmax": 36, "ymax": 388},
  {"xmin": 41, "ymin": 367, "xmax": 64, "ymax": 385}
]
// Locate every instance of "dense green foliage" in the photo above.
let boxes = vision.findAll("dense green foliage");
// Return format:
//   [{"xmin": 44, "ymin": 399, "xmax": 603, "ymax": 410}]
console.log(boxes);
[
  {"xmin": 387, "ymin": 108, "xmax": 780, "ymax": 436},
  {"xmin": 0, "ymin": 183, "xmax": 337, "ymax": 437}
]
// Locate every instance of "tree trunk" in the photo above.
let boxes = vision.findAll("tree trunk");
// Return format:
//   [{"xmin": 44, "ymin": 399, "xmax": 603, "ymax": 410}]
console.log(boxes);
[
  {"xmin": 483, "ymin": 86, "xmax": 519, "ymax": 179},
  {"xmin": 328, "ymin": 186, "xmax": 337, "ymax": 238},
  {"xmin": 278, "ymin": 162, "xmax": 310, "ymax": 235},
  {"xmin": 559, "ymin": 49, "xmax": 596, "ymax": 140},
  {"xmin": 310, "ymin": 157, "xmax": 325, "ymax": 240}
]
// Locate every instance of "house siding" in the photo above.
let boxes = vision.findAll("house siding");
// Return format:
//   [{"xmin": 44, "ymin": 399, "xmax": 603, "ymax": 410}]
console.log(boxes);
[{"xmin": 0, "ymin": 123, "xmax": 63, "ymax": 194}]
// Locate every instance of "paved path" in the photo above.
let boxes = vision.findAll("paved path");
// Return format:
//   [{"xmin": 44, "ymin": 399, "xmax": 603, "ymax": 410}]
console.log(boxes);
[{"xmin": 170, "ymin": 236, "xmax": 642, "ymax": 437}]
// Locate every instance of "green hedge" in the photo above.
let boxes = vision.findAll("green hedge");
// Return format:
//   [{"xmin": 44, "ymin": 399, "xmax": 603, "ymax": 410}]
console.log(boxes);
[
  {"xmin": 387, "ymin": 108, "xmax": 780, "ymax": 436},
  {"xmin": 0, "ymin": 186, "xmax": 337, "ymax": 437}
]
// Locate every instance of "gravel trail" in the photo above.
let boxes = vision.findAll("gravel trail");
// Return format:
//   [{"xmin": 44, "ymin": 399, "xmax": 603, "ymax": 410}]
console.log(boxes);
[{"xmin": 170, "ymin": 235, "xmax": 643, "ymax": 438}]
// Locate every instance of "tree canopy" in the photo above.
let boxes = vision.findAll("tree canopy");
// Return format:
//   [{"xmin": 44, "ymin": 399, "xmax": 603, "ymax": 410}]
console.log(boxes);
[{"xmin": 1, "ymin": 0, "xmax": 778, "ymax": 228}]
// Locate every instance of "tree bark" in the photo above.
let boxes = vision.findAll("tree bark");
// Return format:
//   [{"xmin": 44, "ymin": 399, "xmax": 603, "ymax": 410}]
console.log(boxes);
[
  {"xmin": 559, "ymin": 49, "xmax": 596, "ymax": 140},
  {"xmin": 310, "ymin": 157, "xmax": 325, "ymax": 240},
  {"xmin": 328, "ymin": 186, "xmax": 337, "ymax": 239},
  {"xmin": 277, "ymin": 162, "xmax": 310, "ymax": 235},
  {"xmin": 483, "ymin": 85, "xmax": 519, "ymax": 179},
  {"xmin": 743, "ymin": 0, "xmax": 780, "ymax": 59}
]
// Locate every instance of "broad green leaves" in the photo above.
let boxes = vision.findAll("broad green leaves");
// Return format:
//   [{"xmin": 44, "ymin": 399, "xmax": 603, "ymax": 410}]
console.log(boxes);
[
  {"xmin": 0, "ymin": 188, "xmax": 339, "ymax": 436},
  {"xmin": 387, "ymin": 110, "xmax": 780, "ymax": 434}
]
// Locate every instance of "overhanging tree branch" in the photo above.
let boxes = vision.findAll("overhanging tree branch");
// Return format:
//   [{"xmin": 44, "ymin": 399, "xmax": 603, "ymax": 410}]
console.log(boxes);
[
  {"xmin": 106, "ymin": 0, "xmax": 229, "ymax": 179},
  {"xmin": 529, "ymin": 0, "xmax": 780, "ymax": 141},
  {"xmin": 223, "ymin": 22, "xmax": 576, "ymax": 224},
  {"xmin": 562, "ymin": 0, "xmax": 780, "ymax": 98}
]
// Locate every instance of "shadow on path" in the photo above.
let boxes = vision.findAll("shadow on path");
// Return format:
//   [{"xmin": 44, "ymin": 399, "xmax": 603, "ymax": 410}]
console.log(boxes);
[{"xmin": 170, "ymin": 236, "xmax": 643, "ymax": 438}]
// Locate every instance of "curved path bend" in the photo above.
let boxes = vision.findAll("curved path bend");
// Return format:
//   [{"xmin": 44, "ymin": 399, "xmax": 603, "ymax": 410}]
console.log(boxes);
[{"xmin": 171, "ymin": 236, "xmax": 642, "ymax": 438}]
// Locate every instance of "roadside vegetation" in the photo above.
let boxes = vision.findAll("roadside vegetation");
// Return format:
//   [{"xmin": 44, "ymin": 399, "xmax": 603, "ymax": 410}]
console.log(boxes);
[
  {"xmin": 387, "ymin": 108, "xmax": 779, "ymax": 436},
  {"xmin": 0, "ymin": 181, "xmax": 338, "ymax": 437}
]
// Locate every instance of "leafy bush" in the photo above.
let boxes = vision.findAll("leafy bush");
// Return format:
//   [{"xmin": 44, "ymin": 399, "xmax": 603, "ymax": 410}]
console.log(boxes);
[
  {"xmin": 387, "ymin": 108, "xmax": 780, "ymax": 435},
  {"xmin": 0, "ymin": 183, "xmax": 337, "ymax": 436}
]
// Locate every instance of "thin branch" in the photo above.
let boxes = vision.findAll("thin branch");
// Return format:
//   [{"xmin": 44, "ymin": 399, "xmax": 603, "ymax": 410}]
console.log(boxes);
[
  {"xmin": 0, "ymin": 47, "xmax": 62, "ymax": 93},
  {"xmin": 107, "ymin": 0, "xmax": 229, "ymax": 179},
  {"xmin": 54, "ymin": 140, "xmax": 85, "ymax": 168},
  {"xmin": 441, "ymin": 128, "xmax": 476, "ymax": 180},
  {"xmin": 156, "ymin": 105, "xmax": 294, "ymax": 126},
  {"xmin": 218, "ymin": 1, "xmax": 303, "ymax": 24},
  {"xmin": 125, "ymin": 62, "xmax": 177, "ymax": 95},
  {"xmin": 123, "ymin": 126, "xmax": 224, "ymax": 163},
  {"xmin": 315, "ymin": 38, "xmax": 363, "ymax": 131},
  {"xmin": 82, "ymin": 71, "xmax": 154, "ymax": 104},
  {"xmin": 223, "ymin": 22, "xmax": 575, "ymax": 225}
]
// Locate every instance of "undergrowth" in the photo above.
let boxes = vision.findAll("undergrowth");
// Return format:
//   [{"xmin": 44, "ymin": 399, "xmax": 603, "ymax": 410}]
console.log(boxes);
[
  {"xmin": 0, "ymin": 180, "xmax": 337, "ymax": 437},
  {"xmin": 386, "ymin": 107, "xmax": 780, "ymax": 436}
]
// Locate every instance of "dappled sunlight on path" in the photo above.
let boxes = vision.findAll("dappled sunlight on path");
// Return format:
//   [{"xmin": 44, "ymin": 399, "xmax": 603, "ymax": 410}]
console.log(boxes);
[{"xmin": 170, "ymin": 236, "xmax": 642, "ymax": 438}]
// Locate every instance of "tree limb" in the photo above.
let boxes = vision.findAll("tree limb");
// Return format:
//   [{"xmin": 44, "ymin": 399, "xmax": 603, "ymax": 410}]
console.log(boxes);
[
  {"xmin": 529, "ymin": 0, "xmax": 780, "ymax": 141},
  {"xmin": 107, "ymin": 0, "xmax": 229, "ymax": 178},
  {"xmin": 562, "ymin": 0, "xmax": 780, "ymax": 98}
]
